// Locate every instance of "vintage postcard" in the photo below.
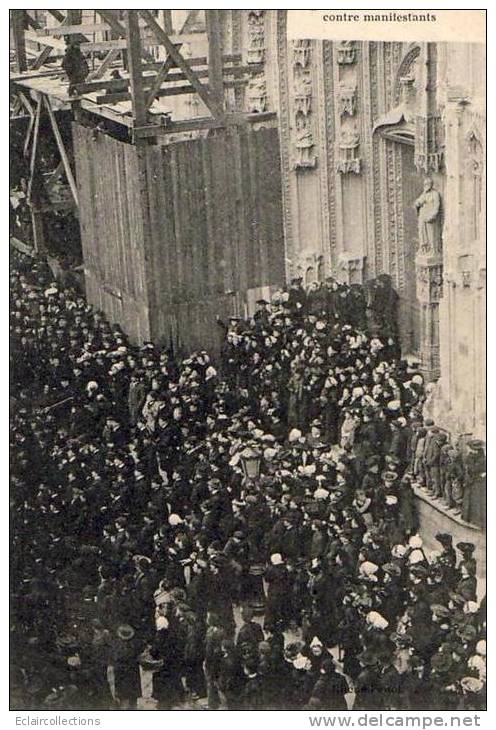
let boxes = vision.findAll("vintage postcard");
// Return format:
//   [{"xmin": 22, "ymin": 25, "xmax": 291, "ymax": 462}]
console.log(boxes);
[{"xmin": 9, "ymin": 7, "xmax": 486, "ymax": 719}]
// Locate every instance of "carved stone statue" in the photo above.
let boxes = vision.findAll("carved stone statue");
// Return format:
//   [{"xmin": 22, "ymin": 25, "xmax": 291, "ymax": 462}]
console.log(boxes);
[
  {"xmin": 294, "ymin": 73, "xmax": 312, "ymax": 116},
  {"xmin": 247, "ymin": 10, "xmax": 265, "ymax": 64},
  {"xmin": 294, "ymin": 118, "xmax": 316, "ymax": 169},
  {"xmin": 247, "ymin": 76, "xmax": 267, "ymax": 114},
  {"xmin": 414, "ymin": 177, "xmax": 442, "ymax": 255}
]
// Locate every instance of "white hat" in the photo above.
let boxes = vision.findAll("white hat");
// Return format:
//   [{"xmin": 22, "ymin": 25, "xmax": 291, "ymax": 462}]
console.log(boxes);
[
  {"xmin": 408, "ymin": 549, "xmax": 424, "ymax": 565},
  {"xmin": 270, "ymin": 553, "xmax": 283, "ymax": 565},
  {"xmin": 289, "ymin": 428, "xmax": 302, "ymax": 443},
  {"xmin": 387, "ymin": 400, "xmax": 401, "ymax": 411},
  {"xmin": 460, "ymin": 677, "xmax": 483, "ymax": 693},
  {"xmin": 262, "ymin": 434, "xmax": 276, "ymax": 443},
  {"xmin": 468, "ymin": 654, "xmax": 486, "ymax": 674},
  {"xmin": 313, "ymin": 487, "xmax": 329, "ymax": 500},
  {"xmin": 264, "ymin": 447, "xmax": 278, "ymax": 460},
  {"xmin": 366, "ymin": 611, "xmax": 389, "ymax": 630},
  {"xmin": 360, "ymin": 561, "xmax": 379, "ymax": 576},
  {"xmin": 293, "ymin": 654, "xmax": 311, "ymax": 670},
  {"xmin": 476, "ymin": 640, "xmax": 487, "ymax": 656},
  {"xmin": 392, "ymin": 544, "xmax": 407, "ymax": 558},
  {"xmin": 409, "ymin": 534, "xmax": 423, "ymax": 549},
  {"xmin": 168, "ymin": 514, "xmax": 183, "ymax": 527}
]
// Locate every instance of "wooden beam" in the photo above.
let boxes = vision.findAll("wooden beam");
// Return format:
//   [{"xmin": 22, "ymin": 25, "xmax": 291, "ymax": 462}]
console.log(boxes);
[
  {"xmin": 19, "ymin": 92, "xmax": 35, "ymax": 159},
  {"xmin": 80, "ymin": 98, "xmax": 133, "ymax": 127},
  {"xmin": 81, "ymin": 40, "xmax": 128, "ymax": 53},
  {"xmin": 65, "ymin": 10, "xmax": 82, "ymax": 25},
  {"xmin": 37, "ymin": 23, "xmax": 112, "ymax": 37},
  {"xmin": 18, "ymin": 92, "xmax": 34, "ymax": 118},
  {"xmin": 26, "ymin": 34, "xmax": 128, "ymax": 53},
  {"xmin": 161, "ymin": 10, "xmax": 173, "ymax": 35},
  {"xmin": 25, "ymin": 12, "xmax": 42, "ymax": 31},
  {"xmin": 97, "ymin": 84, "xmax": 205, "ymax": 105},
  {"xmin": 205, "ymin": 11, "xmax": 224, "ymax": 107},
  {"xmin": 23, "ymin": 108, "xmax": 35, "ymax": 158},
  {"xmin": 11, "ymin": 11, "xmax": 28, "ymax": 73},
  {"xmin": 146, "ymin": 51, "xmax": 178, "ymax": 109},
  {"xmin": 125, "ymin": 11, "xmax": 147, "ymax": 128},
  {"xmin": 95, "ymin": 10, "xmax": 127, "ymax": 38},
  {"xmin": 27, "ymin": 97, "xmax": 42, "ymax": 203},
  {"xmin": 132, "ymin": 111, "xmax": 277, "ymax": 138},
  {"xmin": 95, "ymin": 9, "xmax": 154, "ymax": 63},
  {"xmin": 72, "ymin": 55, "xmax": 243, "ymax": 94},
  {"xmin": 25, "ymin": 32, "xmax": 66, "ymax": 52},
  {"xmin": 138, "ymin": 9, "xmax": 224, "ymax": 120},
  {"xmin": 30, "ymin": 45, "xmax": 54, "ymax": 71},
  {"xmin": 47, "ymin": 10, "xmax": 66, "ymax": 24},
  {"xmin": 44, "ymin": 161, "xmax": 65, "ymax": 190},
  {"xmin": 86, "ymin": 48, "xmax": 120, "ymax": 82},
  {"xmin": 44, "ymin": 96, "xmax": 79, "ymax": 207},
  {"xmin": 30, "ymin": 208, "xmax": 46, "ymax": 255},
  {"xmin": 93, "ymin": 65, "xmax": 263, "ymax": 105}
]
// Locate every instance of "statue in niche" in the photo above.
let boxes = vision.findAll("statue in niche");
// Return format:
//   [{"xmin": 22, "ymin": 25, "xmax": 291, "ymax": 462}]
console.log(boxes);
[
  {"xmin": 293, "ymin": 39, "xmax": 311, "ymax": 68},
  {"xmin": 414, "ymin": 177, "xmax": 442, "ymax": 256},
  {"xmin": 337, "ymin": 126, "xmax": 361, "ymax": 174},
  {"xmin": 294, "ymin": 117, "xmax": 316, "ymax": 169},
  {"xmin": 247, "ymin": 75, "xmax": 267, "ymax": 113},
  {"xmin": 247, "ymin": 10, "xmax": 265, "ymax": 64},
  {"xmin": 294, "ymin": 73, "xmax": 312, "ymax": 115},
  {"xmin": 337, "ymin": 41, "xmax": 357, "ymax": 65},
  {"xmin": 339, "ymin": 83, "xmax": 357, "ymax": 116}
]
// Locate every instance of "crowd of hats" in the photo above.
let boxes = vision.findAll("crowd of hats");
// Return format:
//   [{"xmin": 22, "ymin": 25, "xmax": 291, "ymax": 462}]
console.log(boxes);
[{"xmin": 10, "ymin": 251, "xmax": 485, "ymax": 711}]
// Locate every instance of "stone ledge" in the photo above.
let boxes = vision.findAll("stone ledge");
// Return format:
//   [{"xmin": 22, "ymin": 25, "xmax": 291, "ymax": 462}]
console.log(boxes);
[
  {"xmin": 413, "ymin": 484, "xmax": 486, "ymax": 586},
  {"xmin": 412, "ymin": 482, "xmax": 483, "ymax": 532}
]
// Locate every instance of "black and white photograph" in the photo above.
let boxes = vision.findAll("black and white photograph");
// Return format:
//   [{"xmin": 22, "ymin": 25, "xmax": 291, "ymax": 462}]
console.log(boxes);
[{"xmin": 9, "ymin": 8, "xmax": 487, "ymax": 715}]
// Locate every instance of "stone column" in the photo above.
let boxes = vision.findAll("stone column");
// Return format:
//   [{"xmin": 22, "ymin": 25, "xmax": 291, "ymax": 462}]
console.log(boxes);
[{"xmin": 416, "ymin": 252, "xmax": 442, "ymax": 381}]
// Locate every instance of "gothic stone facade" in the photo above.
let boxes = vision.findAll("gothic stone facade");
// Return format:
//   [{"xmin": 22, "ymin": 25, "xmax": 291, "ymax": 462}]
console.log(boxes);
[{"xmin": 216, "ymin": 11, "xmax": 485, "ymax": 439}]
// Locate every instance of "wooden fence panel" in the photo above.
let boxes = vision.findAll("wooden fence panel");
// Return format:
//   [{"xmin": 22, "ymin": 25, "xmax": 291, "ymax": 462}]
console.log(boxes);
[{"xmin": 73, "ymin": 123, "xmax": 285, "ymax": 355}]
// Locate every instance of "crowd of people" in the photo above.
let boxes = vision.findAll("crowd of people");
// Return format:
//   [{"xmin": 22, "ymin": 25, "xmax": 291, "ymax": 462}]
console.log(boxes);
[{"xmin": 10, "ymin": 250, "xmax": 486, "ymax": 711}]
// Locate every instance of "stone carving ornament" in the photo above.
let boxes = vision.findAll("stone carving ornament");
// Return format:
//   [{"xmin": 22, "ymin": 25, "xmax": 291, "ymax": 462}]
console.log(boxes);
[
  {"xmin": 414, "ymin": 177, "xmax": 442, "ymax": 256},
  {"xmin": 247, "ymin": 75, "xmax": 267, "ymax": 113},
  {"xmin": 337, "ymin": 126, "xmax": 361, "ymax": 174},
  {"xmin": 247, "ymin": 10, "xmax": 265, "ymax": 64},
  {"xmin": 294, "ymin": 73, "xmax": 313, "ymax": 115},
  {"xmin": 293, "ymin": 39, "xmax": 311, "ymax": 68},
  {"xmin": 294, "ymin": 118, "xmax": 316, "ymax": 169},
  {"xmin": 339, "ymin": 83, "xmax": 358, "ymax": 116},
  {"xmin": 337, "ymin": 41, "xmax": 357, "ymax": 65}
]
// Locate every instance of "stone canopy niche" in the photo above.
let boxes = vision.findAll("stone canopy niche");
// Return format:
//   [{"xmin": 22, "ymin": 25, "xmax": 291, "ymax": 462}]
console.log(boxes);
[{"xmin": 373, "ymin": 43, "xmax": 445, "ymax": 380}]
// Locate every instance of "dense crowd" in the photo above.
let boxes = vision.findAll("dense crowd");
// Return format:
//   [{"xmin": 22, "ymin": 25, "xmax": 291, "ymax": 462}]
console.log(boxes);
[{"xmin": 10, "ymin": 250, "xmax": 486, "ymax": 711}]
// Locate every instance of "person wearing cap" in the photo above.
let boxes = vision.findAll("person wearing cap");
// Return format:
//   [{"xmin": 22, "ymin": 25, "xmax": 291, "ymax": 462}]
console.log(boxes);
[
  {"xmin": 287, "ymin": 277, "xmax": 307, "ymax": 315},
  {"xmin": 422, "ymin": 425, "xmax": 445, "ymax": 497},
  {"xmin": 462, "ymin": 440, "xmax": 486, "ymax": 528},
  {"xmin": 431, "ymin": 533, "xmax": 458, "ymax": 589}
]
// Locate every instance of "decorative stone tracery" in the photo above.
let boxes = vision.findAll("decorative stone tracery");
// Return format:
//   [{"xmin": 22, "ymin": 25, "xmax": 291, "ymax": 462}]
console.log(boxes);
[{"xmin": 247, "ymin": 10, "xmax": 265, "ymax": 64}]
